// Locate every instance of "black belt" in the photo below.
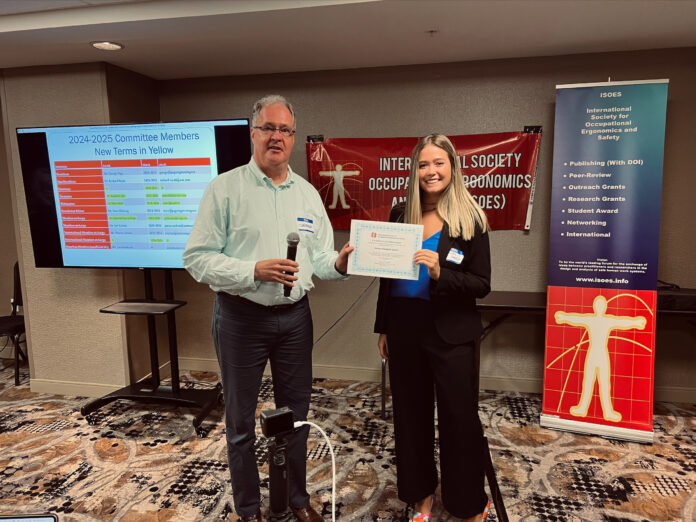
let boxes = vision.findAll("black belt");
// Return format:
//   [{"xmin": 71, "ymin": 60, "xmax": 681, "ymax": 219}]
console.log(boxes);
[{"xmin": 218, "ymin": 292, "xmax": 307, "ymax": 311}]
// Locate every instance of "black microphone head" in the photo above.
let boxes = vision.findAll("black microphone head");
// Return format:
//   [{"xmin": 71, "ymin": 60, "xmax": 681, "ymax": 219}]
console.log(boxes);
[{"xmin": 286, "ymin": 232, "xmax": 300, "ymax": 247}]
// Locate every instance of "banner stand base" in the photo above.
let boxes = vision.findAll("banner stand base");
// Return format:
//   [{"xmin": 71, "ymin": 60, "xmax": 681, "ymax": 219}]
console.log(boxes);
[{"xmin": 540, "ymin": 414, "xmax": 654, "ymax": 444}]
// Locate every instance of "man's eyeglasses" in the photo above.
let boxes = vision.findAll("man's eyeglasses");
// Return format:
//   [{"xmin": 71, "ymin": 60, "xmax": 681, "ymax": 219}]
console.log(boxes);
[{"xmin": 253, "ymin": 125, "xmax": 296, "ymax": 138}]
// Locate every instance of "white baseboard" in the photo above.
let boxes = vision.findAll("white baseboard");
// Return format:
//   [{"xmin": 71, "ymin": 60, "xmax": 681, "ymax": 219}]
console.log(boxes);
[
  {"xmin": 479, "ymin": 376, "xmax": 696, "ymax": 403},
  {"xmin": 178, "ymin": 357, "xmax": 220, "ymax": 373},
  {"xmin": 312, "ymin": 364, "xmax": 382, "ymax": 383},
  {"xmin": 479, "ymin": 375, "xmax": 544, "ymax": 394},
  {"xmin": 31, "ymin": 378, "xmax": 123, "ymax": 398},
  {"xmin": 178, "ymin": 357, "xmax": 383, "ymax": 383},
  {"xmin": 653, "ymin": 385, "xmax": 696, "ymax": 404},
  {"xmin": 30, "ymin": 361, "xmax": 172, "ymax": 398},
  {"xmin": 33, "ymin": 361, "xmax": 695, "ymax": 404},
  {"xmin": 179, "ymin": 357, "xmax": 272, "ymax": 377}
]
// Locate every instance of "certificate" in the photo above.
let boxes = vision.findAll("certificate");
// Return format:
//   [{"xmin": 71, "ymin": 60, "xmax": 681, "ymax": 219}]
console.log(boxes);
[{"xmin": 348, "ymin": 219, "xmax": 424, "ymax": 279}]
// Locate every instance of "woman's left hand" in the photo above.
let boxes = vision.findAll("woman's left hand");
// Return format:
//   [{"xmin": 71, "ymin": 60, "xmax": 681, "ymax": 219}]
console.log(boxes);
[{"xmin": 414, "ymin": 249, "xmax": 440, "ymax": 280}]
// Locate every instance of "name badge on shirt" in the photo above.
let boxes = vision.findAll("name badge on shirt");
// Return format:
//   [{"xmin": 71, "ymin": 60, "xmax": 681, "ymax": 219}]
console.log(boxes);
[
  {"xmin": 446, "ymin": 248, "xmax": 464, "ymax": 264},
  {"xmin": 297, "ymin": 217, "xmax": 314, "ymax": 234}
]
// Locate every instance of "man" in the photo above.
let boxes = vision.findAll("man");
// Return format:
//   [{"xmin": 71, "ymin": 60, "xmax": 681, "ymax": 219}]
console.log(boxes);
[{"xmin": 184, "ymin": 94, "xmax": 352, "ymax": 522}]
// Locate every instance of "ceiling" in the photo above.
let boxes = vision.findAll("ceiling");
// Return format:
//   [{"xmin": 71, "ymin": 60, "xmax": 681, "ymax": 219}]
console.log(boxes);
[{"xmin": 1, "ymin": 0, "xmax": 695, "ymax": 81}]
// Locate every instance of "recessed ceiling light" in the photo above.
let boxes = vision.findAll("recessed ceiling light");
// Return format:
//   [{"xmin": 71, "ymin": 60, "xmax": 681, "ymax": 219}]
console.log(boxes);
[{"xmin": 91, "ymin": 41, "xmax": 124, "ymax": 51}]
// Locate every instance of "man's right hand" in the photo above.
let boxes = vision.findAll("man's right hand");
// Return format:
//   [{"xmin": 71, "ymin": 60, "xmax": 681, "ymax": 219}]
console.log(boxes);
[{"xmin": 254, "ymin": 259, "xmax": 299, "ymax": 287}]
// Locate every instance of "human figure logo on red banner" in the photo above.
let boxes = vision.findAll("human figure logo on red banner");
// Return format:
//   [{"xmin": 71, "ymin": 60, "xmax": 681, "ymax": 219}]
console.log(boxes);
[
  {"xmin": 553, "ymin": 295, "xmax": 647, "ymax": 423},
  {"xmin": 319, "ymin": 164, "xmax": 361, "ymax": 209},
  {"xmin": 544, "ymin": 288, "xmax": 655, "ymax": 431}
]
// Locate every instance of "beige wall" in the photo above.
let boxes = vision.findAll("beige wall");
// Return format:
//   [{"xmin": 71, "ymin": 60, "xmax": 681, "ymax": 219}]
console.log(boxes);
[
  {"xmin": 1, "ymin": 48, "xmax": 694, "ymax": 401},
  {"xmin": 1, "ymin": 63, "xmax": 130, "ymax": 396},
  {"xmin": 159, "ymin": 47, "xmax": 696, "ymax": 400},
  {"xmin": 0, "ymin": 91, "xmax": 18, "ymax": 321}
]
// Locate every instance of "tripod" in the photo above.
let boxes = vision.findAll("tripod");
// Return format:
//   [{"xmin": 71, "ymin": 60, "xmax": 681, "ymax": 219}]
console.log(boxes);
[
  {"xmin": 268, "ymin": 434, "xmax": 296, "ymax": 521},
  {"xmin": 261, "ymin": 407, "xmax": 299, "ymax": 521}
]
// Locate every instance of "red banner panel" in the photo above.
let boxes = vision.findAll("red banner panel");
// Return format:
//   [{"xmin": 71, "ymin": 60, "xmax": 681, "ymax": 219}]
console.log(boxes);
[
  {"xmin": 543, "ymin": 285, "xmax": 656, "ymax": 433},
  {"xmin": 306, "ymin": 131, "xmax": 542, "ymax": 230}
]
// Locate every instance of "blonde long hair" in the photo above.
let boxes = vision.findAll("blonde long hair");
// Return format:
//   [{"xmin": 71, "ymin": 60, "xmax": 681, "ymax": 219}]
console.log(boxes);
[{"xmin": 405, "ymin": 134, "xmax": 489, "ymax": 239}]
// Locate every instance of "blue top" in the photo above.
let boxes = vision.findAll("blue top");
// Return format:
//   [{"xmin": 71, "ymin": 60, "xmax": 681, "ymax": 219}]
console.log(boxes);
[{"xmin": 391, "ymin": 230, "xmax": 441, "ymax": 300}]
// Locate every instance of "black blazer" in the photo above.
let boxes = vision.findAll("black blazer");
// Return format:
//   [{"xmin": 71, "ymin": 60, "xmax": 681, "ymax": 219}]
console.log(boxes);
[{"xmin": 374, "ymin": 203, "xmax": 491, "ymax": 345}]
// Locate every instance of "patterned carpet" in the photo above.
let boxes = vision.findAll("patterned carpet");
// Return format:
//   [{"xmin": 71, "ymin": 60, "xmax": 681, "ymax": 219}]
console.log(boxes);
[{"xmin": 0, "ymin": 359, "xmax": 694, "ymax": 521}]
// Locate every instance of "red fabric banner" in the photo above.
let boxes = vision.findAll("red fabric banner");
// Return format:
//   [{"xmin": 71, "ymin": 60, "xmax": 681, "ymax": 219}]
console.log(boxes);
[{"xmin": 306, "ymin": 131, "xmax": 542, "ymax": 230}]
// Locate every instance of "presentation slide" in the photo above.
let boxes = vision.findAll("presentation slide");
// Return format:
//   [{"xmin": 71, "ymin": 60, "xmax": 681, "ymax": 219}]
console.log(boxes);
[{"xmin": 18, "ymin": 120, "xmax": 247, "ymax": 268}]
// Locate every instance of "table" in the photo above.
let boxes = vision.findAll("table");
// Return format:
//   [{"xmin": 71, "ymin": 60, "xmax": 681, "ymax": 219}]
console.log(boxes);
[{"xmin": 80, "ymin": 269, "xmax": 222, "ymax": 437}]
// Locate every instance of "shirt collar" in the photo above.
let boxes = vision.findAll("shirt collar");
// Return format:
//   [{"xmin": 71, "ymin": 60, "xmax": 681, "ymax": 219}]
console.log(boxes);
[{"xmin": 249, "ymin": 158, "xmax": 295, "ymax": 189}]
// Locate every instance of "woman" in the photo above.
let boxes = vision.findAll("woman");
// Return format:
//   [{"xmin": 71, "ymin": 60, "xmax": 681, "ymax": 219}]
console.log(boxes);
[{"xmin": 374, "ymin": 134, "xmax": 491, "ymax": 522}]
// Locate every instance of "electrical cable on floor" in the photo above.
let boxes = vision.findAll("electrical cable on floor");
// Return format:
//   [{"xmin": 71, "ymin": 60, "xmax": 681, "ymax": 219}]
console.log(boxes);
[{"xmin": 294, "ymin": 420, "xmax": 336, "ymax": 522}]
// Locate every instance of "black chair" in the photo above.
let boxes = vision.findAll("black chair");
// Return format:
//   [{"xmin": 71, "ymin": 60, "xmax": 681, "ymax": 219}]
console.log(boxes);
[{"xmin": 0, "ymin": 262, "xmax": 27, "ymax": 385}]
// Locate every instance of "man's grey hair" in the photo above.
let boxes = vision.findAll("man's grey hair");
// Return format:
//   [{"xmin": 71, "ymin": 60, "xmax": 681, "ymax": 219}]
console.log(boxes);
[{"xmin": 251, "ymin": 94, "xmax": 296, "ymax": 128}]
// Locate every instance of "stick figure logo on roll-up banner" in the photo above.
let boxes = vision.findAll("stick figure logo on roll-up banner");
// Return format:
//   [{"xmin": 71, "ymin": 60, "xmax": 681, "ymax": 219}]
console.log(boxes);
[{"xmin": 543, "ymin": 287, "xmax": 655, "ymax": 429}]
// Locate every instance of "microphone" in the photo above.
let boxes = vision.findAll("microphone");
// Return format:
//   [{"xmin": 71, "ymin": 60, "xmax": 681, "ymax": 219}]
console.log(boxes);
[{"xmin": 284, "ymin": 232, "xmax": 300, "ymax": 297}]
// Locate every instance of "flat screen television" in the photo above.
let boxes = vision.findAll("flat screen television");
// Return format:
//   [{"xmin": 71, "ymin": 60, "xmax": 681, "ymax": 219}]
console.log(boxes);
[{"xmin": 16, "ymin": 119, "xmax": 250, "ymax": 269}]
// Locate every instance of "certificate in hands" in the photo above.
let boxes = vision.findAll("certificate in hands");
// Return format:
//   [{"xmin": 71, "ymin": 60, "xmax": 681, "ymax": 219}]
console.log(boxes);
[{"xmin": 347, "ymin": 219, "xmax": 424, "ymax": 279}]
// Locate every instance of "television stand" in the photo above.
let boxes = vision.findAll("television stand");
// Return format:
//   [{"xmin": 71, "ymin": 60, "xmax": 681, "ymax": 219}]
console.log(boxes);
[{"xmin": 80, "ymin": 268, "xmax": 222, "ymax": 438}]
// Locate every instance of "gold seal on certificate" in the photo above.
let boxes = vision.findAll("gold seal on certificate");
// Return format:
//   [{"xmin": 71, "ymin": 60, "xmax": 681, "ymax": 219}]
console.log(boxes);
[{"xmin": 347, "ymin": 219, "xmax": 424, "ymax": 279}]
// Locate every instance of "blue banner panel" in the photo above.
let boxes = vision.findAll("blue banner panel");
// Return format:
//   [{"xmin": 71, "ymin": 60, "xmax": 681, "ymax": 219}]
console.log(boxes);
[{"xmin": 548, "ymin": 81, "xmax": 668, "ymax": 290}]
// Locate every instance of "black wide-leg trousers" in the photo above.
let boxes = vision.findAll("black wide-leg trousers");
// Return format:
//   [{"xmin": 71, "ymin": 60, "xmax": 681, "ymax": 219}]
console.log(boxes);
[{"xmin": 386, "ymin": 298, "xmax": 488, "ymax": 519}]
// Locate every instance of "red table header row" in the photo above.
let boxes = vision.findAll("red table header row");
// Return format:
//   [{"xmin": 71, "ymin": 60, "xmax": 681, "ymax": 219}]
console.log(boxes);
[{"xmin": 55, "ymin": 158, "xmax": 212, "ymax": 168}]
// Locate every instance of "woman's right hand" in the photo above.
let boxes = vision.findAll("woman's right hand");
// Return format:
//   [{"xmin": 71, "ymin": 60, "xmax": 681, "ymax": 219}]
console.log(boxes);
[{"xmin": 378, "ymin": 333, "xmax": 389, "ymax": 360}]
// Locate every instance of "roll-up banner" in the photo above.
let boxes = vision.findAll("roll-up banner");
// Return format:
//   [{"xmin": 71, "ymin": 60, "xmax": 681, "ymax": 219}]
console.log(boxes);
[
  {"xmin": 306, "ymin": 131, "xmax": 542, "ymax": 231},
  {"xmin": 541, "ymin": 80, "xmax": 668, "ymax": 443}
]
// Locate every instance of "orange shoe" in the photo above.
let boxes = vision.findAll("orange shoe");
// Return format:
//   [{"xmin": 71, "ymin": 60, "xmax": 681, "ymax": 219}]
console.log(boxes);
[{"xmin": 482, "ymin": 499, "xmax": 490, "ymax": 521}]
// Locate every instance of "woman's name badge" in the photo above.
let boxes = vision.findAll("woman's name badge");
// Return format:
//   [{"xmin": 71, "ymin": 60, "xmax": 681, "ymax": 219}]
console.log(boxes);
[
  {"xmin": 446, "ymin": 248, "xmax": 464, "ymax": 264},
  {"xmin": 297, "ymin": 217, "xmax": 314, "ymax": 234}
]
